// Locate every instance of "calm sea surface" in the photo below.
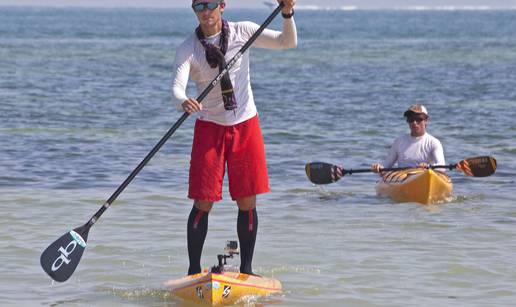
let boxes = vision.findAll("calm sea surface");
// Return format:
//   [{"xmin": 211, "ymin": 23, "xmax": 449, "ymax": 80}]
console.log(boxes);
[{"xmin": 1, "ymin": 7, "xmax": 515, "ymax": 307}]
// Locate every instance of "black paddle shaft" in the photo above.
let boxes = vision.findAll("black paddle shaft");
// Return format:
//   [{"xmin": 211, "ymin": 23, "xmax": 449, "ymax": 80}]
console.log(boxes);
[
  {"xmin": 86, "ymin": 3, "xmax": 285, "ymax": 229},
  {"xmin": 345, "ymin": 164, "xmax": 456, "ymax": 175}
]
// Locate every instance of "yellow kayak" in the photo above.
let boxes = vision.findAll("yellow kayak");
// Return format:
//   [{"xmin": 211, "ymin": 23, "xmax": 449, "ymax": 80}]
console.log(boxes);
[
  {"xmin": 165, "ymin": 270, "xmax": 281, "ymax": 306},
  {"xmin": 375, "ymin": 168, "xmax": 452, "ymax": 204},
  {"xmin": 165, "ymin": 240, "xmax": 281, "ymax": 305}
]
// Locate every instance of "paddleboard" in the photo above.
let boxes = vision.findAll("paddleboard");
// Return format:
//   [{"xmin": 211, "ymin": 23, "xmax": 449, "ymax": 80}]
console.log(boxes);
[{"xmin": 166, "ymin": 269, "xmax": 281, "ymax": 305}]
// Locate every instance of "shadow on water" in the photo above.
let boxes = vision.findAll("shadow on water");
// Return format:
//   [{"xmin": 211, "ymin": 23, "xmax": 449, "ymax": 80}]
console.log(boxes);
[
  {"xmin": 311, "ymin": 186, "xmax": 358, "ymax": 201},
  {"xmin": 44, "ymin": 298, "xmax": 85, "ymax": 307},
  {"xmin": 298, "ymin": 184, "xmax": 389, "ymax": 206}
]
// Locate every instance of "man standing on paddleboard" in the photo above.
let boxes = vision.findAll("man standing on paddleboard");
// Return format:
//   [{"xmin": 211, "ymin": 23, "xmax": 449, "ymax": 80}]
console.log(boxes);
[
  {"xmin": 171, "ymin": 0, "xmax": 297, "ymax": 275},
  {"xmin": 371, "ymin": 104, "xmax": 446, "ymax": 173}
]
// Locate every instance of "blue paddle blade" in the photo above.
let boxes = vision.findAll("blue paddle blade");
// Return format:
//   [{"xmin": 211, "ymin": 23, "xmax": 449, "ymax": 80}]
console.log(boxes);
[{"xmin": 40, "ymin": 225, "xmax": 89, "ymax": 282}]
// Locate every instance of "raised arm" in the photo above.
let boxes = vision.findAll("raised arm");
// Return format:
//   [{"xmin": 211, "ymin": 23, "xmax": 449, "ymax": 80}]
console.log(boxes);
[
  {"xmin": 239, "ymin": 14, "xmax": 297, "ymax": 50},
  {"xmin": 257, "ymin": 17, "xmax": 297, "ymax": 49}
]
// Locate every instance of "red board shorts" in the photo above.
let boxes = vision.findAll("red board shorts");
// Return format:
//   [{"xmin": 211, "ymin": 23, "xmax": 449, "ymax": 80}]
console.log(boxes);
[{"xmin": 188, "ymin": 115, "xmax": 270, "ymax": 201}]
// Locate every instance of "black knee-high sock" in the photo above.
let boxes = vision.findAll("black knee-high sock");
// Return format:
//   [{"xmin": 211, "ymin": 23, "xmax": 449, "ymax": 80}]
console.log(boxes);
[
  {"xmin": 187, "ymin": 206, "xmax": 208, "ymax": 275},
  {"xmin": 237, "ymin": 208, "xmax": 258, "ymax": 275}
]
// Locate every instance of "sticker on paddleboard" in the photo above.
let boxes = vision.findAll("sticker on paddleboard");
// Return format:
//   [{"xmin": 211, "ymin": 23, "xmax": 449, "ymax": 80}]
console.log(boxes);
[
  {"xmin": 196, "ymin": 286, "xmax": 203, "ymax": 299},
  {"xmin": 223, "ymin": 285, "xmax": 231, "ymax": 298},
  {"xmin": 212, "ymin": 281, "xmax": 220, "ymax": 289}
]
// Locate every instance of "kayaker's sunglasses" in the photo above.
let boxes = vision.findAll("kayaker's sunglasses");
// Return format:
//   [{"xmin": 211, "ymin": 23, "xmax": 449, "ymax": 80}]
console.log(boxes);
[
  {"xmin": 406, "ymin": 116, "xmax": 426, "ymax": 123},
  {"xmin": 192, "ymin": 2, "xmax": 220, "ymax": 12}
]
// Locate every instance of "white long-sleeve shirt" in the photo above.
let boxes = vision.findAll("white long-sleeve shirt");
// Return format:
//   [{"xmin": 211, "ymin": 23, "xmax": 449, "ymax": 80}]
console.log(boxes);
[
  {"xmin": 382, "ymin": 133, "xmax": 446, "ymax": 168},
  {"xmin": 171, "ymin": 19, "xmax": 297, "ymax": 126}
]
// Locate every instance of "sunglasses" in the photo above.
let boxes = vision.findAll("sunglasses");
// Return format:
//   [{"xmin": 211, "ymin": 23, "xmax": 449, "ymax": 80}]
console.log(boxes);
[
  {"xmin": 406, "ymin": 117, "xmax": 426, "ymax": 123},
  {"xmin": 192, "ymin": 2, "xmax": 220, "ymax": 12}
]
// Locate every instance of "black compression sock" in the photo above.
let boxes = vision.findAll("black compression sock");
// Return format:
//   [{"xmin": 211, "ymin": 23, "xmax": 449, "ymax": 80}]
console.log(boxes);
[
  {"xmin": 237, "ymin": 207, "xmax": 258, "ymax": 275},
  {"xmin": 187, "ymin": 206, "xmax": 208, "ymax": 275}
]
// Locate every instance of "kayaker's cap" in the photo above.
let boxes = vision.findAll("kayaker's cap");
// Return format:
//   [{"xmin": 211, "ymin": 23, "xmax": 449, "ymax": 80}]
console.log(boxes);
[
  {"xmin": 404, "ymin": 104, "xmax": 428, "ymax": 118},
  {"xmin": 192, "ymin": 0, "xmax": 222, "ymax": 4}
]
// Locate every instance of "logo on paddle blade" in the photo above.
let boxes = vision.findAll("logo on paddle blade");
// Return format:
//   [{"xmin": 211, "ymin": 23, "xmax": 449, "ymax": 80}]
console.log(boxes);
[{"xmin": 51, "ymin": 230, "xmax": 86, "ymax": 272}]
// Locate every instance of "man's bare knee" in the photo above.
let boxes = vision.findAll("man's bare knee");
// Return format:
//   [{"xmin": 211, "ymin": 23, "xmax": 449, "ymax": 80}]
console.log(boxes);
[
  {"xmin": 236, "ymin": 196, "xmax": 256, "ymax": 211},
  {"xmin": 194, "ymin": 200, "xmax": 214, "ymax": 212}
]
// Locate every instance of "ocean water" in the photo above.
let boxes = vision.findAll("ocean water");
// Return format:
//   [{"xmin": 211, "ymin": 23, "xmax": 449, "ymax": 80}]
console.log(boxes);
[{"xmin": 1, "ymin": 7, "xmax": 516, "ymax": 307}]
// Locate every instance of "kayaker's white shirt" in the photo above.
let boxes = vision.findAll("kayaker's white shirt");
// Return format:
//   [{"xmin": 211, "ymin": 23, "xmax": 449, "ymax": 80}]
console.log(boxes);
[
  {"xmin": 171, "ymin": 19, "xmax": 297, "ymax": 126},
  {"xmin": 382, "ymin": 133, "xmax": 445, "ymax": 168}
]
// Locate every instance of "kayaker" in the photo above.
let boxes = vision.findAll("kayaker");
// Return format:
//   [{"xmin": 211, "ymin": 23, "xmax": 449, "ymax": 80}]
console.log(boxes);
[
  {"xmin": 371, "ymin": 104, "xmax": 445, "ymax": 173},
  {"xmin": 171, "ymin": 0, "xmax": 297, "ymax": 275}
]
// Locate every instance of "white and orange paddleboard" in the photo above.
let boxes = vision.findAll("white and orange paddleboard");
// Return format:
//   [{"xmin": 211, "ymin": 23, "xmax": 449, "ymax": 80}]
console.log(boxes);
[
  {"xmin": 166, "ymin": 269, "xmax": 281, "ymax": 306},
  {"xmin": 165, "ymin": 240, "xmax": 281, "ymax": 305}
]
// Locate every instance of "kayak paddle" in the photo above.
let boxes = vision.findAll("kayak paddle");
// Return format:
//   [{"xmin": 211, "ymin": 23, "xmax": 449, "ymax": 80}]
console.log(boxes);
[
  {"xmin": 305, "ymin": 156, "xmax": 497, "ymax": 185},
  {"xmin": 40, "ymin": 3, "xmax": 286, "ymax": 283}
]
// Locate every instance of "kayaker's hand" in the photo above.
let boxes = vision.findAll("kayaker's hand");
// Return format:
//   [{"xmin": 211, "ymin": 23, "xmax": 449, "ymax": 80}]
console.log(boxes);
[
  {"xmin": 181, "ymin": 98, "xmax": 202, "ymax": 114},
  {"xmin": 418, "ymin": 162, "xmax": 429, "ymax": 169},
  {"xmin": 371, "ymin": 163, "xmax": 383, "ymax": 173}
]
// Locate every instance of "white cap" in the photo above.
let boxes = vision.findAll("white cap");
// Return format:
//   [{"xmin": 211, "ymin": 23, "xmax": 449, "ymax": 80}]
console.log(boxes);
[{"xmin": 403, "ymin": 104, "xmax": 428, "ymax": 117}]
